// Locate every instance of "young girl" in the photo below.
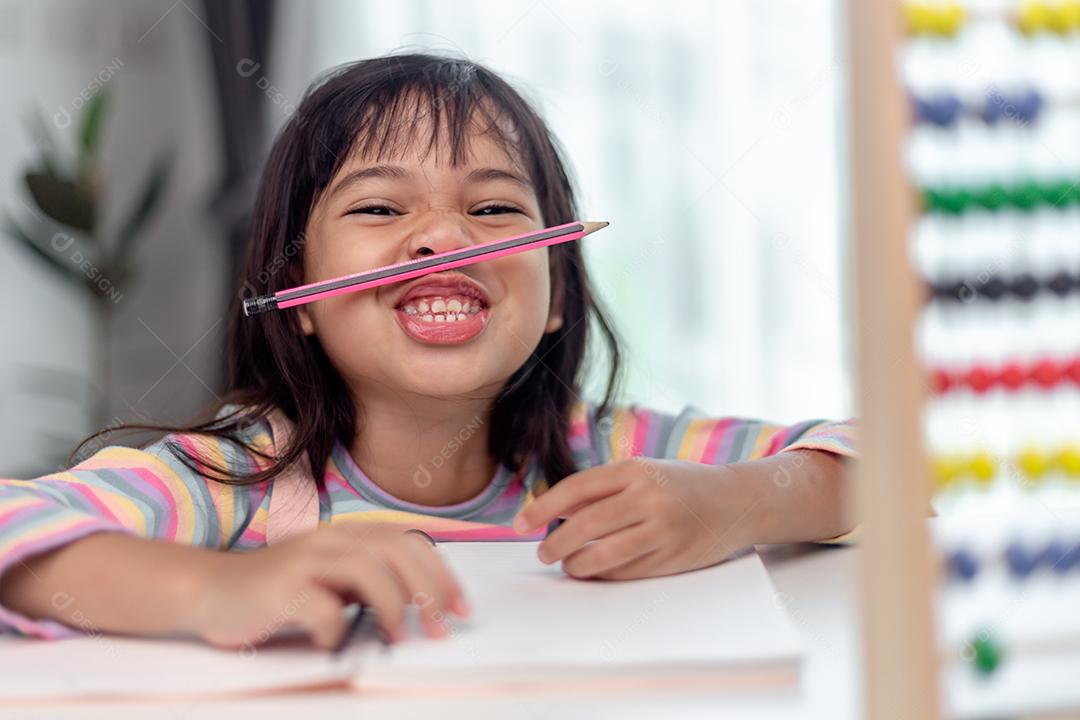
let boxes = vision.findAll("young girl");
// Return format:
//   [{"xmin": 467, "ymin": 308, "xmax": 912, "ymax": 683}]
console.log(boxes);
[{"xmin": 0, "ymin": 53, "xmax": 857, "ymax": 651}]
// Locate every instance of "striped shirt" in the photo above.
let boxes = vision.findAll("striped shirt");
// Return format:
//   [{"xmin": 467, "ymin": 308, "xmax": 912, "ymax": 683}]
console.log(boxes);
[{"xmin": 0, "ymin": 400, "xmax": 857, "ymax": 639}]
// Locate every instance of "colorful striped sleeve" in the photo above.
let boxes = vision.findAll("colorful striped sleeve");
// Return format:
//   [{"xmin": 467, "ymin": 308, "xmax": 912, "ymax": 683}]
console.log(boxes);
[
  {"xmin": 566, "ymin": 401, "xmax": 859, "ymax": 544},
  {"xmin": 569, "ymin": 401, "xmax": 857, "ymax": 466},
  {"xmin": 0, "ymin": 414, "xmax": 276, "ymax": 639}
]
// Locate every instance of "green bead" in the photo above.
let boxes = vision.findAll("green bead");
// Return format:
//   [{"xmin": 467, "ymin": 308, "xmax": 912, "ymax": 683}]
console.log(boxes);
[
  {"xmin": 1045, "ymin": 180, "xmax": 1080, "ymax": 207},
  {"xmin": 975, "ymin": 184, "xmax": 1009, "ymax": 211},
  {"xmin": 970, "ymin": 631, "xmax": 1003, "ymax": 676},
  {"xmin": 953, "ymin": 188, "xmax": 972, "ymax": 213},
  {"xmin": 939, "ymin": 188, "xmax": 969, "ymax": 215},
  {"xmin": 1010, "ymin": 181, "xmax": 1042, "ymax": 211}
]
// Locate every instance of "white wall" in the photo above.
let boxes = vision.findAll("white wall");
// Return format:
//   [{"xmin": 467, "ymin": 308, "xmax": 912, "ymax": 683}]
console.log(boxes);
[{"xmin": 0, "ymin": 0, "xmax": 226, "ymax": 476}]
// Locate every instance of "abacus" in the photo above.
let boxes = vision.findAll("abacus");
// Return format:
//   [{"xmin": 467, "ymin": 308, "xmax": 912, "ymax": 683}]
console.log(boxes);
[{"xmin": 848, "ymin": 1, "xmax": 1080, "ymax": 717}]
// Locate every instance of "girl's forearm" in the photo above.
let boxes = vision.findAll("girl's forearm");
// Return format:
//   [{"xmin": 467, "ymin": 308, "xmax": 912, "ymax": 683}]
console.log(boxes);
[
  {"xmin": 724, "ymin": 449, "xmax": 855, "ymax": 547},
  {"xmin": 0, "ymin": 532, "xmax": 213, "ymax": 638}
]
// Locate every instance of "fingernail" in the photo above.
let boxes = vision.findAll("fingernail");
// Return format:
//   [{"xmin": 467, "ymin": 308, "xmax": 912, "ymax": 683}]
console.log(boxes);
[
  {"xmin": 453, "ymin": 595, "xmax": 471, "ymax": 617},
  {"xmin": 537, "ymin": 546, "xmax": 550, "ymax": 564},
  {"xmin": 513, "ymin": 515, "xmax": 529, "ymax": 534}
]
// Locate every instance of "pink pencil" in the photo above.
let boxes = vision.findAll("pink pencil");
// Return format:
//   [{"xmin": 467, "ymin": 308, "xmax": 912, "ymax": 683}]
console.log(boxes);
[{"xmin": 242, "ymin": 220, "xmax": 609, "ymax": 316}]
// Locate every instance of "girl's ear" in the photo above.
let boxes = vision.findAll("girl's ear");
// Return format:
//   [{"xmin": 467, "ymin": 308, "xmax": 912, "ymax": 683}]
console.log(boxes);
[
  {"xmin": 298, "ymin": 307, "xmax": 316, "ymax": 336},
  {"xmin": 545, "ymin": 312, "xmax": 564, "ymax": 334}
]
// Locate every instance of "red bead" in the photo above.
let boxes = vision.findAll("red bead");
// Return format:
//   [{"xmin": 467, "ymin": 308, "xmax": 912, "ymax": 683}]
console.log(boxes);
[
  {"xmin": 1032, "ymin": 359, "xmax": 1063, "ymax": 389},
  {"xmin": 1066, "ymin": 358, "xmax": 1080, "ymax": 386},
  {"xmin": 966, "ymin": 365, "xmax": 995, "ymax": 394},
  {"xmin": 932, "ymin": 369, "xmax": 952, "ymax": 394},
  {"xmin": 998, "ymin": 363, "xmax": 1026, "ymax": 390}
]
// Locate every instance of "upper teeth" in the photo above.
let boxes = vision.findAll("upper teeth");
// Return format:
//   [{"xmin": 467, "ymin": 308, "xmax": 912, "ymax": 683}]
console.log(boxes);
[{"xmin": 400, "ymin": 294, "xmax": 483, "ymax": 322}]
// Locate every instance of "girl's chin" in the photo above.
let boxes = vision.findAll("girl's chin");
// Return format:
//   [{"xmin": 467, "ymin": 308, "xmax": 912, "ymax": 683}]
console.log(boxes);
[{"xmin": 393, "ymin": 306, "xmax": 491, "ymax": 345}]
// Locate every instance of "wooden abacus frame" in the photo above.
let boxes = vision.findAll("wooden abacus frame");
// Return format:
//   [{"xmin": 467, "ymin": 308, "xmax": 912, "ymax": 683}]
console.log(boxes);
[{"xmin": 847, "ymin": 2, "xmax": 941, "ymax": 718}]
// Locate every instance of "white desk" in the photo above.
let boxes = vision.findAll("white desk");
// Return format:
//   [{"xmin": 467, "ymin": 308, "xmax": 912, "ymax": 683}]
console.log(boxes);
[{"xmin": 2, "ymin": 544, "xmax": 864, "ymax": 720}]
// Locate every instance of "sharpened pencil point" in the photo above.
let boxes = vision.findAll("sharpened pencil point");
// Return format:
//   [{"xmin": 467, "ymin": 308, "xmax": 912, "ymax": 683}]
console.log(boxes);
[{"xmin": 581, "ymin": 221, "xmax": 610, "ymax": 235}]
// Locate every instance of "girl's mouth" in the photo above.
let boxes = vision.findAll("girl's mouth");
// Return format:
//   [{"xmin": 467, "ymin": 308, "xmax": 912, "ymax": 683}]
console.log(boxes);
[{"xmin": 393, "ymin": 294, "xmax": 490, "ymax": 345}]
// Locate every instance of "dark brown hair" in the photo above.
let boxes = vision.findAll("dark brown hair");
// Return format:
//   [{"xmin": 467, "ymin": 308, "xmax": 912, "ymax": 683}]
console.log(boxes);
[{"xmin": 75, "ymin": 52, "xmax": 624, "ymax": 490}]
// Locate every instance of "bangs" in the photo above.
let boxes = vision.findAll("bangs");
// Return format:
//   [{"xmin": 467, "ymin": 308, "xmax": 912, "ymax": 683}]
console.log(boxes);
[{"xmin": 314, "ymin": 59, "xmax": 530, "ymax": 186}]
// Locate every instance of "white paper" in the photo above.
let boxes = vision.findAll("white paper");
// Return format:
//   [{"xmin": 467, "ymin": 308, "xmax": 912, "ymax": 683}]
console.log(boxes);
[
  {"xmin": 351, "ymin": 542, "xmax": 804, "ymax": 690},
  {"xmin": 0, "ymin": 542, "xmax": 802, "ymax": 701}
]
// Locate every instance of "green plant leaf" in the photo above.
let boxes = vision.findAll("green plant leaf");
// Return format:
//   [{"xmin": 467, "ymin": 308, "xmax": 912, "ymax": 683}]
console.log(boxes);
[
  {"xmin": 24, "ymin": 171, "xmax": 96, "ymax": 233},
  {"xmin": 79, "ymin": 85, "xmax": 110, "ymax": 159},
  {"xmin": 112, "ymin": 149, "xmax": 173, "ymax": 263},
  {"xmin": 4, "ymin": 214, "xmax": 88, "ymax": 289}
]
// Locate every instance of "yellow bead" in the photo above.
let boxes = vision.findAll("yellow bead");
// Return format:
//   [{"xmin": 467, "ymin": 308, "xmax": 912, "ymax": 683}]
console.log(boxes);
[
  {"xmin": 1017, "ymin": 0, "xmax": 1053, "ymax": 35},
  {"xmin": 969, "ymin": 451, "xmax": 997, "ymax": 485},
  {"xmin": 936, "ymin": 0, "xmax": 968, "ymax": 36},
  {"xmin": 932, "ymin": 455, "xmax": 964, "ymax": 489},
  {"xmin": 1018, "ymin": 447, "xmax": 1051, "ymax": 482},
  {"xmin": 904, "ymin": 1, "xmax": 938, "ymax": 34},
  {"xmin": 1053, "ymin": 0, "xmax": 1080, "ymax": 32},
  {"xmin": 1057, "ymin": 445, "xmax": 1080, "ymax": 478}
]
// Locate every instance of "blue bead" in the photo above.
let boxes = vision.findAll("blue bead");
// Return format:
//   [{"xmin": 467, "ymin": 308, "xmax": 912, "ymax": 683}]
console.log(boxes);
[
  {"xmin": 940, "ymin": 95, "xmax": 964, "ymax": 127},
  {"xmin": 1059, "ymin": 542, "xmax": 1080, "ymax": 572},
  {"xmin": 1015, "ymin": 89, "xmax": 1044, "ymax": 125},
  {"xmin": 947, "ymin": 548, "xmax": 979, "ymax": 581},
  {"xmin": 1039, "ymin": 540, "xmax": 1068, "ymax": 572},
  {"xmin": 980, "ymin": 94, "xmax": 1004, "ymax": 125},
  {"xmin": 925, "ymin": 94, "xmax": 964, "ymax": 128},
  {"xmin": 1005, "ymin": 541, "xmax": 1038, "ymax": 578}
]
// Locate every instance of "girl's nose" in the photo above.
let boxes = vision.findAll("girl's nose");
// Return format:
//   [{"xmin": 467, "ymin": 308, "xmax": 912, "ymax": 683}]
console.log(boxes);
[{"xmin": 407, "ymin": 215, "xmax": 473, "ymax": 259}]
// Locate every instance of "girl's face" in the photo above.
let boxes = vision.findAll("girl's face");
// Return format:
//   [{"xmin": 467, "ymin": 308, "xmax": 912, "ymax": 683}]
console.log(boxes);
[{"xmin": 297, "ymin": 124, "xmax": 564, "ymax": 402}]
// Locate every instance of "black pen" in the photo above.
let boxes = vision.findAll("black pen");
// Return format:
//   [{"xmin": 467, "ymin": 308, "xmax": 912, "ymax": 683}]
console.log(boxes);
[{"xmin": 332, "ymin": 603, "xmax": 390, "ymax": 656}]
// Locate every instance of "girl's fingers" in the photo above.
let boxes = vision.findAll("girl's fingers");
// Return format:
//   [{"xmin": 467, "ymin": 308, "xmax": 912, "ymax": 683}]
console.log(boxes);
[
  {"xmin": 594, "ymin": 548, "xmax": 666, "ymax": 580},
  {"xmin": 538, "ymin": 490, "xmax": 641, "ymax": 564},
  {"xmin": 402, "ymin": 533, "xmax": 470, "ymax": 619},
  {"xmin": 514, "ymin": 468, "xmax": 627, "ymax": 533},
  {"xmin": 316, "ymin": 553, "xmax": 408, "ymax": 642},
  {"xmin": 560, "ymin": 522, "xmax": 660, "ymax": 579},
  {"xmin": 288, "ymin": 584, "xmax": 348, "ymax": 649},
  {"xmin": 384, "ymin": 544, "xmax": 453, "ymax": 638}
]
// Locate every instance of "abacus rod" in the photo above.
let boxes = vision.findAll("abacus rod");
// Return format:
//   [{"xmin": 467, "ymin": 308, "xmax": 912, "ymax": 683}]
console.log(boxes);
[{"xmin": 848, "ymin": 1, "xmax": 941, "ymax": 718}]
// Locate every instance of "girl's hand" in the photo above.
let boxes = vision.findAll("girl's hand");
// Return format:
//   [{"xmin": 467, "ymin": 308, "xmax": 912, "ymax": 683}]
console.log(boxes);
[
  {"xmin": 512, "ymin": 450, "xmax": 851, "ymax": 581},
  {"xmin": 181, "ymin": 522, "xmax": 470, "ymax": 650},
  {"xmin": 512, "ymin": 458, "xmax": 748, "ymax": 580}
]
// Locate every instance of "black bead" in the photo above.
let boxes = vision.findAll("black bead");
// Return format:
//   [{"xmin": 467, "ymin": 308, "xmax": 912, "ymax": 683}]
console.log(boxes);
[
  {"xmin": 1010, "ymin": 273, "xmax": 1039, "ymax": 301},
  {"xmin": 1047, "ymin": 271, "xmax": 1077, "ymax": 297},
  {"xmin": 979, "ymin": 276, "xmax": 1008, "ymax": 301},
  {"xmin": 952, "ymin": 280, "xmax": 976, "ymax": 302}
]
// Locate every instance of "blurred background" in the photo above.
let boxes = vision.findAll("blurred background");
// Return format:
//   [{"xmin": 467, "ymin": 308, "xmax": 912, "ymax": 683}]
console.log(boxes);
[{"xmin": 0, "ymin": 0, "xmax": 851, "ymax": 477}]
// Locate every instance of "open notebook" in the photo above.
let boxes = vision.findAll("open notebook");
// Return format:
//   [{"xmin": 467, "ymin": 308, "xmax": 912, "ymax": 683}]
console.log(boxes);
[{"xmin": 1, "ymin": 542, "xmax": 803, "ymax": 702}]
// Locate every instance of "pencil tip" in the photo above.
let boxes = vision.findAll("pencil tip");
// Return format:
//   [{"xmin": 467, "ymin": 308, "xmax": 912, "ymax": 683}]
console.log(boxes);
[{"xmin": 581, "ymin": 221, "xmax": 610, "ymax": 235}]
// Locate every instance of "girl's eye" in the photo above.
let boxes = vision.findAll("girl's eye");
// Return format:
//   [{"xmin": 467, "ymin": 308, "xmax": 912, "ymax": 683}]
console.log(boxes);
[
  {"xmin": 472, "ymin": 204, "xmax": 522, "ymax": 216},
  {"xmin": 346, "ymin": 205, "xmax": 398, "ymax": 216}
]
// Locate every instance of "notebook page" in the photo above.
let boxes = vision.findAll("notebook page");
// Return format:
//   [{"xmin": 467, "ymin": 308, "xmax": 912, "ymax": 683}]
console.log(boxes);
[{"xmin": 353, "ymin": 542, "xmax": 803, "ymax": 687}]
